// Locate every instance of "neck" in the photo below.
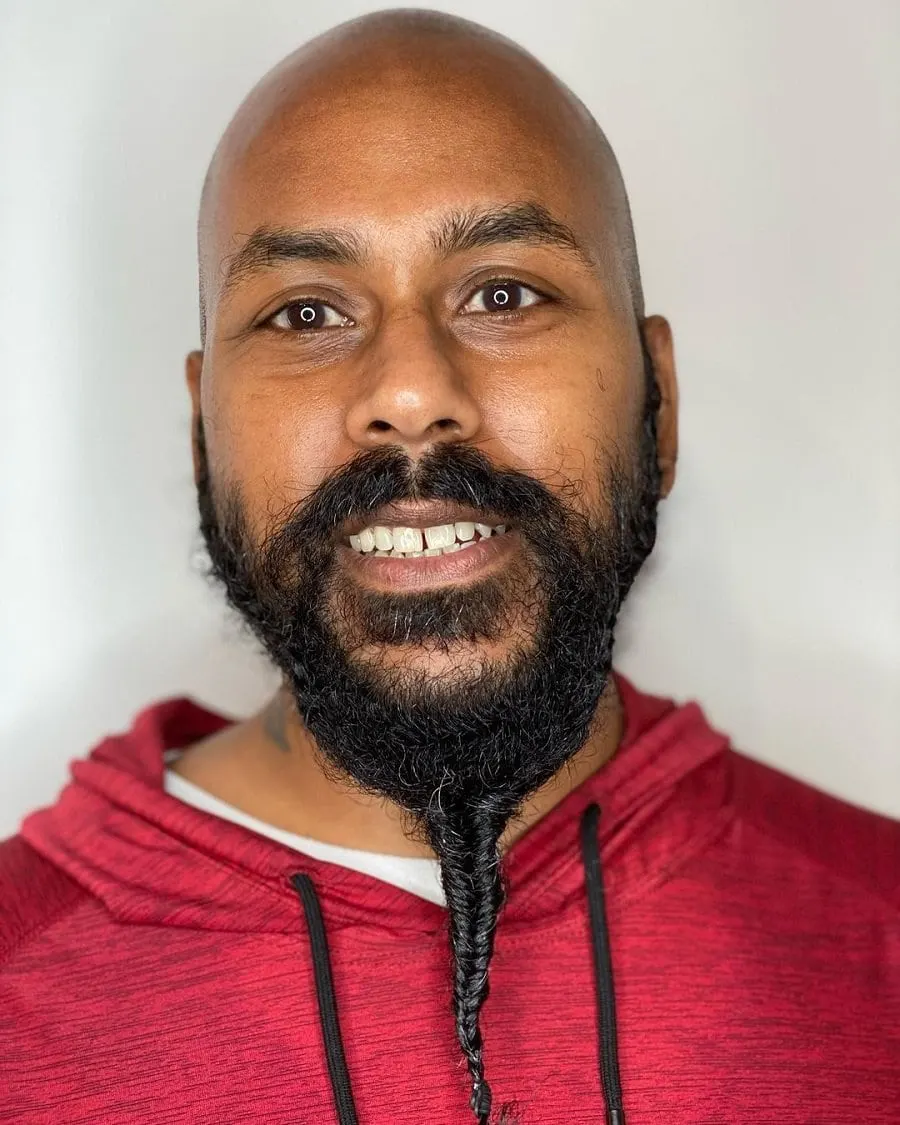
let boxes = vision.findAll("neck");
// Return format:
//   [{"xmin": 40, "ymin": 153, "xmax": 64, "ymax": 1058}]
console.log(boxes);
[{"xmin": 170, "ymin": 677, "xmax": 623, "ymax": 858}]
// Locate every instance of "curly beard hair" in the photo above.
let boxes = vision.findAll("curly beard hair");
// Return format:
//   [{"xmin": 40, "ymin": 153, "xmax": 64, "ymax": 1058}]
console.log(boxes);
[{"xmin": 195, "ymin": 346, "xmax": 661, "ymax": 1122}]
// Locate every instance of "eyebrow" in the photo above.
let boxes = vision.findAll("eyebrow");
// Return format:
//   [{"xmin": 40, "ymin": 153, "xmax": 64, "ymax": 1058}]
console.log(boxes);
[
  {"xmin": 432, "ymin": 202, "xmax": 595, "ymax": 269},
  {"xmin": 219, "ymin": 202, "xmax": 594, "ymax": 302},
  {"xmin": 220, "ymin": 227, "xmax": 365, "ymax": 301}
]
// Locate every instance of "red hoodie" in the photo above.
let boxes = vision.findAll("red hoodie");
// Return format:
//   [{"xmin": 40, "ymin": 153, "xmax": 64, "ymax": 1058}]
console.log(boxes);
[{"xmin": 2, "ymin": 676, "xmax": 898, "ymax": 1124}]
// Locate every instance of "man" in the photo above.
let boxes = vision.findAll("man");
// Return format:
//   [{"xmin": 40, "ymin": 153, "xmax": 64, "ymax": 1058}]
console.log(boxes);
[{"xmin": 1, "ymin": 9, "xmax": 897, "ymax": 1124}]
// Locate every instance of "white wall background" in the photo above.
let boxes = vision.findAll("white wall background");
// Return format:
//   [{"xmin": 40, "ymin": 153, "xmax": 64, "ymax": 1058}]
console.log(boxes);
[{"xmin": 2, "ymin": 0, "xmax": 898, "ymax": 837}]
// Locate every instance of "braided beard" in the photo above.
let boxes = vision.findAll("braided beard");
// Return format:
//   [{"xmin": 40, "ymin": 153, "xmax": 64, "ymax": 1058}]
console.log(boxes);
[{"xmin": 195, "ymin": 364, "xmax": 660, "ymax": 1121}]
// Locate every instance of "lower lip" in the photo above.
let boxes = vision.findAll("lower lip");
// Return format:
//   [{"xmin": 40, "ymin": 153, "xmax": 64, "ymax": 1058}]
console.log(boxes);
[{"xmin": 340, "ymin": 531, "xmax": 518, "ymax": 590}]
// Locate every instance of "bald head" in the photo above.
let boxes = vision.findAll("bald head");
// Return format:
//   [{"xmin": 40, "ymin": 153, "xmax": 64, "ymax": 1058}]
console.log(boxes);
[{"xmin": 197, "ymin": 8, "xmax": 643, "ymax": 343}]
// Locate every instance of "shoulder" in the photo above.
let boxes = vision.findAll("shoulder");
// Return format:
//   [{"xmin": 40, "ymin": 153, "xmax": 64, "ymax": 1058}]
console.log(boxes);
[
  {"xmin": 0, "ymin": 833, "xmax": 86, "ymax": 967},
  {"xmin": 727, "ymin": 750, "xmax": 900, "ymax": 912}
]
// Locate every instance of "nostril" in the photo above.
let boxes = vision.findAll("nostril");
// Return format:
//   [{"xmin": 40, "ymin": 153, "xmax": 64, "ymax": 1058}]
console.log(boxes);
[{"xmin": 369, "ymin": 419, "xmax": 392, "ymax": 433}]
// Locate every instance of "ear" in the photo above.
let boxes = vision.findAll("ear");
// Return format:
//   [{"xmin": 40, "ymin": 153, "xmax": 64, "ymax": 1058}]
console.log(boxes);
[
  {"xmin": 640, "ymin": 314, "xmax": 679, "ymax": 498},
  {"xmin": 185, "ymin": 350, "xmax": 204, "ymax": 487}
]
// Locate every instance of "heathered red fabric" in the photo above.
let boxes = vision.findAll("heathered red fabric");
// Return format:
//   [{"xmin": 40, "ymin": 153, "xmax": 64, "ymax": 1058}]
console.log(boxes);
[{"xmin": 1, "ymin": 674, "xmax": 898, "ymax": 1124}]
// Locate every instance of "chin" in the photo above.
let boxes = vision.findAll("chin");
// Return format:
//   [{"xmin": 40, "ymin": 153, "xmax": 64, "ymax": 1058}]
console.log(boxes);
[{"xmin": 347, "ymin": 635, "xmax": 531, "ymax": 693}]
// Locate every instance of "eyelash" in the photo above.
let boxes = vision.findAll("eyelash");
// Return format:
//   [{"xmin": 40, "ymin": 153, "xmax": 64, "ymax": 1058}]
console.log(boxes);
[{"xmin": 263, "ymin": 278, "xmax": 549, "ymax": 333}]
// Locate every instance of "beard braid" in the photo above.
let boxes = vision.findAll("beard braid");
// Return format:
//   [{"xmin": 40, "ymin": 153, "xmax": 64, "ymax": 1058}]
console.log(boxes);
[
  {"xmin": 427, "ymin": 795, "xmax": 510, "ymax": 1123},
  {"xmin": 195, "ymin": 346, "xmax": 661, "ymax": 1122}
]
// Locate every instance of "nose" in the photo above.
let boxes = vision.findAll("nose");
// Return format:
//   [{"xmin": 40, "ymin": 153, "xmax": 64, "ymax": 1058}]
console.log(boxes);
[{"xmin": 344, "ymin": 310, "xmax": 481, "ymax": 455}]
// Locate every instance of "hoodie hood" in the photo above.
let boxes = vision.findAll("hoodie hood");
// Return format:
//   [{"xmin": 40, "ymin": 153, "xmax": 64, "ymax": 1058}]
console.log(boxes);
[{"xmin": 20, "ymin": 673, "xmax": 731, "ymax": 942}]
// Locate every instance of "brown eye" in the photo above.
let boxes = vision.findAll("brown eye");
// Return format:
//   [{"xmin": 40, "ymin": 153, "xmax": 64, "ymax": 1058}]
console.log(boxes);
[
  {"xmin": 269, "ymin": 300, "xmax": 349, "ymax": 331},
  {"xmin": 462, "ymin": 281, "xmax": 543, "ymax": 315}
]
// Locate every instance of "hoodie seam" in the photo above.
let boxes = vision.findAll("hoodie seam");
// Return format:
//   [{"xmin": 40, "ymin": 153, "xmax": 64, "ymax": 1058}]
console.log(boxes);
[
  {"xmin": 736, "ymin": 816, "xmax": 900, "ymax": 919},
  {"xmin": 612, "ymin": 803, "xmax": 737, "ymax": 906},
  {"xmin": 0, "ymin": 894, "xmax": 85, "ymax": 971},
  {"xmin": 493, "ymin": 804, "xmax": 737, "ymax": 950}
]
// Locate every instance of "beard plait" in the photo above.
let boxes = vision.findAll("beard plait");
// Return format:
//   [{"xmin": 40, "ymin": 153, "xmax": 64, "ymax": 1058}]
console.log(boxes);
[{"xmin": 424, "ymin": 794, "xmax": 519, "ymax": 1125}]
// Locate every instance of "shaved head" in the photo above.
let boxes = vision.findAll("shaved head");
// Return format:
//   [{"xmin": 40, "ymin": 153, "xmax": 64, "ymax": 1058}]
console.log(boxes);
[{"xmin": 197, "ymin": 8, "xmax": 644, "ymax": 345}]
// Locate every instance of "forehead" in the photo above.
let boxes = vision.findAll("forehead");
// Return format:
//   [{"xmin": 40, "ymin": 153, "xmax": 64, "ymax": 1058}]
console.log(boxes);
[{"xmin": 205, "ymin": 54, "xmax": 606, "ymax": 273}]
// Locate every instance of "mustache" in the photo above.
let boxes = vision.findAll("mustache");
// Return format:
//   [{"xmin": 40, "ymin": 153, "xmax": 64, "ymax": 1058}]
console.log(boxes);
[{"xmin": 258, "ymin": 441, "xmax": 586, "ymax": 563}]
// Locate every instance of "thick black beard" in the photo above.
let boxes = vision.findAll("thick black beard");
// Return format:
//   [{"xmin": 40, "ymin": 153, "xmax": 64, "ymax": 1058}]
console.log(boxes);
[{"xmin": 195, "ymin": 360, "xmax": 660, "ymax": 1122}]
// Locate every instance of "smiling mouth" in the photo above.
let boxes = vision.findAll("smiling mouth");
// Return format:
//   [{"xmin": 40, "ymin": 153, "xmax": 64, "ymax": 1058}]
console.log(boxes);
[
  {"xmin": 340, "ymin": 520, "xmax": 516, "ymax": 591},
  {"xmin": 348, "ymin": 520, "xmax": 508, "ymax": 558}
]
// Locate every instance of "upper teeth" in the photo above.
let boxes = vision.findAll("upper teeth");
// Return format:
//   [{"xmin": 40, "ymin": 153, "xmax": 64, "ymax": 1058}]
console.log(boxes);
[{"xmin": 348, "ymin": 522, "xmax": 508, "ymax": 555}]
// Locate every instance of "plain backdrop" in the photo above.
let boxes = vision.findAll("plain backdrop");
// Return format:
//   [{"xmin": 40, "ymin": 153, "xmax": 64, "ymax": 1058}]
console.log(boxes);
[{"xmin": 2, "ymin": 0, "xmax": 898, "ymax": 838}]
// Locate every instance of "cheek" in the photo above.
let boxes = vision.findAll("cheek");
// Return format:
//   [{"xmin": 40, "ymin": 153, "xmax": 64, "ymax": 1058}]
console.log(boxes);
[
  {"xmin": 203, "ymin": 379, "xmax": 345, "ymax": 542},
  {"xmin": 484, "ymin": 359, "xmax": 637, "ymax": 511}
]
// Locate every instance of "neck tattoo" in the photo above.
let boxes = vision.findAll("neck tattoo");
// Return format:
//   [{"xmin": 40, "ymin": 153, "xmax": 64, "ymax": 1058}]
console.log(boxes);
[{"xmin": 263, "ymin": 695, "xmax": 292, "ymax": 753}]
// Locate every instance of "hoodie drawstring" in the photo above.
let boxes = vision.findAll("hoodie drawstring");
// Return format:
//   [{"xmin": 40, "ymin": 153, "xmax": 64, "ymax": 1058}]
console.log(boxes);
[
  {"xmin": 290, "ymin": 802, "xmax": 625, "ymax": 1124},
  {"xmin": 580, "ymin": 802, "xmax": 627, "ymax": 1125},
  {"xmin": 291, "ymin": 873, "xmax": 360, "ymax": 1125}
]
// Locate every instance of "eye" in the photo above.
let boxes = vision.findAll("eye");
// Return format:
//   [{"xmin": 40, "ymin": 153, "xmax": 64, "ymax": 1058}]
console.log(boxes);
[
  {"xmin": 267, "ymin": 299, "xmax": 351, "ymax": 332},
  {"xmin": 461, "ymin": 280, "xmax": 545, "ymax": 315}
]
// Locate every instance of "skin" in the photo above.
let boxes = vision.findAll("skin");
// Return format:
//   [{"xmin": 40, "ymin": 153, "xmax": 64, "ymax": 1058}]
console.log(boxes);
[{"xmin": 172, "ymin": 11, "xmax": 678, "ymax": 859}]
